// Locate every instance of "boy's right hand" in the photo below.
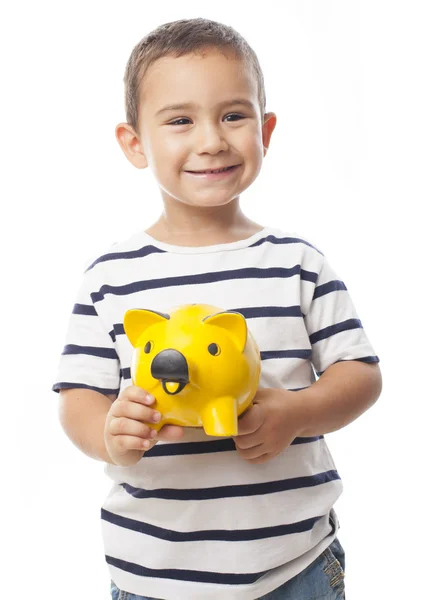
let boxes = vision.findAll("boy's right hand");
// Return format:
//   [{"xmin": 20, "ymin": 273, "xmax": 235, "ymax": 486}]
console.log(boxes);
[{"xmin": 104, "ymin": 386, "xmax": 184, "ymax": 467}]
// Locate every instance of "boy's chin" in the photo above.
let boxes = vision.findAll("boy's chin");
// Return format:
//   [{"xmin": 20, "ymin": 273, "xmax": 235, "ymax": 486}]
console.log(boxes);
[
  {"xmin": 160, "ymin": 186, "xmax": 243, "ymax": 208},
  {"xmin": 184, "ymin": 196, "xmax": 240, "ymax": 208}
]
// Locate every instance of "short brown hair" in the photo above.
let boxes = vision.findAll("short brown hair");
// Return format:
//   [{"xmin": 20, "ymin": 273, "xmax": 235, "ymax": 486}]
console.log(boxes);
[{"xmin": 123, "ymin": 18, "xmax": 267, "ymax": 131}]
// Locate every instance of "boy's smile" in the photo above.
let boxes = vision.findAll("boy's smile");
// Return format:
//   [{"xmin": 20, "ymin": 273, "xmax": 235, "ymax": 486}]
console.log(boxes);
[
  {"xmin": 183, "ymin": 164, "xmax": 242, "ymax": 180},
  {"xmin": 117, "ymin": 48, "xmax": 276, "ymax": 213}
]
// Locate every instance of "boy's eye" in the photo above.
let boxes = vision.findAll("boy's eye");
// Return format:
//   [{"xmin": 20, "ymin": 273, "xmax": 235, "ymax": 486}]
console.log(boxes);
[
  {"xmin": 169, "ymin": 118, "xmax": 192, "ymax": 126},
  {"xmin": 224, "ymin": 113, "xmax": 245, "ymax": 122},
  {"xmin": 168, "ymin": 113, "xmax": 245, "ymax": 126}
]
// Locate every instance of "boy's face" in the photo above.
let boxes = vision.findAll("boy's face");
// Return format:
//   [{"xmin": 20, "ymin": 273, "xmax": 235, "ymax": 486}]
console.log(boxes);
[{"xmin": 117, "ymin": 49, "xmax": 276, "ymax": 209}]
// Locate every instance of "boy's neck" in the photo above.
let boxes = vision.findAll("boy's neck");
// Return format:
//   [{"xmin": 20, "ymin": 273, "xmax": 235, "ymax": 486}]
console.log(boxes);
[{"xmin": 145, "ymin": 198, "xmax": 264, "ymax": 247}]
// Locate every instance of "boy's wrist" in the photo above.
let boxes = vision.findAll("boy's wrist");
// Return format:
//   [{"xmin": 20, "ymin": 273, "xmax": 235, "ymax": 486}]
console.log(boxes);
[
  {"xmin": 290, "ymin": 361, "xmax": 382, "ymax": 438},
  {"xmin": 291, "ymin": 386, "xmax": 320, "ymax": 438}
]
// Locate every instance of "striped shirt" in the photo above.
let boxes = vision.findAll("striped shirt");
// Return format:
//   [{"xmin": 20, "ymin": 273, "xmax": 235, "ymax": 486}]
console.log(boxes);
[{"xmin": 53, "ymin": 226, "xmax": 379, "ymax": 599}]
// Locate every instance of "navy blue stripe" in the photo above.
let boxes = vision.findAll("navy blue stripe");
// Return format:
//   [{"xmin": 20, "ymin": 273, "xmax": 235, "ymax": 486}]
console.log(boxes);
[
  {"xmin": 106, "ymin": 554, "xmax": 268, "ymax": 585},
  {"xmin": 144, "ymin": 435, "xmax": 323, "ymax": 457},
  {"xmin": 292, "ymin": 435, "xmax": 323, "ymax": 444},
  {"xmin": 111, "ymin": 306, "xmax": 302, "ymax": 342},
  {"xmin": 72, "ymin": 303, "xmax": 97, "ymax": 316},
  {"xmin": 101, "ymin": 508, "xmax": 322, "ymax": 542},
  {"xmin": 52, "ymin": 382, "xmax": 120, "ymax": 395},
  {"xmin": 121, "ymin": 367, "xmax": 131, "ymax": 380},
  {"xmin": 353, "ymin": 355, "xmax": 380, "ymax": 364},
  {"xmin": 250, "ymin": 235, "xmax": 323, "ymax": 255},
  {"xmin": 120, "ymin": 469, "xmax": 339, "ymax": 501},
  {"xmin": 62, "ymin": 344, "xmax": 118, "ymax": 359},
  {"xmin": 91, "ymin": 267, "xmax": 317, "ymax": 302},
  {"xmin": 145, "ymin": 438, "xmax": 237, "ymax": 456},
  {"xmin": 234, "ymin": 305, "xmax": 303, "ymax": 318},
  {"xmin": 334, "ymin": 356, "xmax": 380, "ymax": 366},
  {"xmin": 313, "ymin": 280, "xmax": 347, "ymax": 300},
  {"xmin": 261, "ymin": 349, "xmax": 312, "ymax": 360},
  {"xmin": 309, "ymin": 319, "xmax": 362, "ymax": 345},
  {"xmin": 86, "ymin": 245, "xmax": 165, "ymax": 271},
  {"xmin": 87, "ymin": 235, "xmax": 322, "ymax": 272},
  {"xmin": 114, "ymin": 323, "xmax": 125, "ymax": 336}
]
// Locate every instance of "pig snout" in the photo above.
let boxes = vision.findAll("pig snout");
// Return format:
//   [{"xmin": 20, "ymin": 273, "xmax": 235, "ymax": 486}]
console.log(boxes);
[{"xmin": 150, "ymin": 349, "xmax": 190, "ymax": 395}]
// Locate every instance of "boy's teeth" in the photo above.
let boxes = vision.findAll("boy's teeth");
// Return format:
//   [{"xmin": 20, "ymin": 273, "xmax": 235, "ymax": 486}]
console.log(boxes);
[{"xmin": 201, "ymin": 166, "xmax": 231, "ymax": 173}]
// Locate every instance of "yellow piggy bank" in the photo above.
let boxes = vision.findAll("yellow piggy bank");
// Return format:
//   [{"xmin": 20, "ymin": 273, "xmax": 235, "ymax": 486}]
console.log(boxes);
[{"xmin": 123, "ymin": 304, "xmax": 261, "ymax": 436}]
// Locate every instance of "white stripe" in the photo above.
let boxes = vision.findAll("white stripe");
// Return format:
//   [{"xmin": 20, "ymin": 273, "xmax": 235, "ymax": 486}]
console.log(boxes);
[{"xmin": 55, "ymin": 354, "xmax": 119, "ymax": 388}]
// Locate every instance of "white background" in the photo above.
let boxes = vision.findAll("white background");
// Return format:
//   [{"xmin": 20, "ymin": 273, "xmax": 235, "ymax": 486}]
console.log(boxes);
[{"xmin": 2, "ymin": 1, "xmax": 427, "ymax": 598}]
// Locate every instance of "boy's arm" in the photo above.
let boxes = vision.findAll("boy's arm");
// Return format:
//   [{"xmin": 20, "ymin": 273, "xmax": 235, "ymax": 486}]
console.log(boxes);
[
  {"xmin": 58, "ymin": 388, "xmax": 117, "ymax": 464},
  {"xmin": 58, "ymin": 387, "xmax": 185, "ymax": 466},
  {"xmin": 234, "ymin": 361, "xmax": 382, "ymax": 463},
  {"xmin": 298, "ymin": 249, "xmax": 382, "ymax": 437},
  {"xmin": 296, "ymin": 360, "xmax": 382, "ymax": 437}
]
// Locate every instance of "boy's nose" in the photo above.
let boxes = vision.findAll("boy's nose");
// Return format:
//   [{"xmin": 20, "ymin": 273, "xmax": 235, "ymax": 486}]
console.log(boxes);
[{"xmin": 196, "ymin": 124, "xmax": 229, "ymax": 154}]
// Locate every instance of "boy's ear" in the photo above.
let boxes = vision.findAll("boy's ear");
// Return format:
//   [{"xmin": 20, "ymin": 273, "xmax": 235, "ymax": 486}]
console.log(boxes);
[
  {"xmin": 115, "ymin": 123, "xmax": 148, "ymax": 169},
  {"xmin": 262, "ymin": 112, "xmax": 277, "ymax": 157}
]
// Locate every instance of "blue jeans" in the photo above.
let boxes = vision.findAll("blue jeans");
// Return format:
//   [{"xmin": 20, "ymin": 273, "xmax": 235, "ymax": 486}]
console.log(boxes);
[{"xmin": 111, "ymin": 537, "xmax": 345, "ymax": 599}]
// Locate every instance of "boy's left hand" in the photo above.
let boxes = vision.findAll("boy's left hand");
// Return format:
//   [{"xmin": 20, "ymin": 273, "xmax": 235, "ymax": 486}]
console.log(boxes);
[{"xmin": 233, "ymin": 388, "xmax": 305, "ymax": 464}]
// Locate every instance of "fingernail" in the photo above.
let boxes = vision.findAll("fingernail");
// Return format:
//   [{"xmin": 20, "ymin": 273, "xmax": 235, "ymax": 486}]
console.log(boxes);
[
  {"xmin": 153, "ymin": 412, "xmax": 161, "ymax": 422},
  {"xmin": 143, "ymin": 440, "xmax": 151, "ymax": 449},
  {"xmin": 146, "ymin": 394, "xmax": 155, "ymax": 403},
  {"xmin": 150, "ymin": 429, "xmax": 157, "ymax": 438}
]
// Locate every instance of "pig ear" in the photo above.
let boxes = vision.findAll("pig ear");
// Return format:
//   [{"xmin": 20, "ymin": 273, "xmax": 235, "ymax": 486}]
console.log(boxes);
[
  {"xmin": 203, "ymin": 311, "xmax": 247, "ymax": 353},
  {"xmin": 123, "ymin": 309, "xmax": 170, "ymax": 348}
]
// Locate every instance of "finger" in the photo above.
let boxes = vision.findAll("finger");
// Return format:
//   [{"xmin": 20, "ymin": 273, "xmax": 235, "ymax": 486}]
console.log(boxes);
[
  {"xmin": 235, "ymin": 443, "xmax": 265, "ymax": 460},
  {"xmin": 157, "ymin": 425, "xmax": 185, "ymax": 441},
  {"xmin": 120, "ymin": 386, "xmax": 156, "ymax": 405},
  {"xmin": 111, "ymin": 400, "xmax": 162, "ymax": 424},
  {"xmin": 236, "ymin": 404, "xmax": 264, "ymax": 436},
  {"xmin": 113, "ymin": 434, "xmax": 154, "ymax": 453},
  {"xmin": 245, "ymin": 453, "xmax": 272, "ymax": 464},
  {"xmin": 233, "ymin": 430, "xmax": 264, "ymax": 450},
  {"xmin": 109, "ymin": 417, "xmax": 158, "ymax": 440}
]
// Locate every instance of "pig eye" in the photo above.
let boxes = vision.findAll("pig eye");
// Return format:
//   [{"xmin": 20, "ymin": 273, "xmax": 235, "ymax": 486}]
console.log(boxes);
[
  {"xmin": 144, "ymin": 341, "xmax": 153, "ymax": 354},
  {"xmin": 208, "ymin": 343, "xmax": 221, "ymax": 356}
]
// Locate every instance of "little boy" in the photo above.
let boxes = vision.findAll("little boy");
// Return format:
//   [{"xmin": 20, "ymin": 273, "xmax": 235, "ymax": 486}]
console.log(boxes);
[{"xmin": 54, "ymin": 18, "xmax": 381, "ymax": 600}]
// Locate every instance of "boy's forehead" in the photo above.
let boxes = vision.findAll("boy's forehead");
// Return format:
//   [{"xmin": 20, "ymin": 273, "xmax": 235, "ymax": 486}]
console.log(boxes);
[{"xmin": 140, "ymin": 50, "xmax": 258, "ymax": 112}]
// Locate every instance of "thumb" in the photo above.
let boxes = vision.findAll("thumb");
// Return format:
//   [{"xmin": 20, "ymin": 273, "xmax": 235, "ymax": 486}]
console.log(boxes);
[
  {"xmin": 157, "ymin": 424, "xmax": 185, "ymax": 441},
  {"xmin": 236, "ymin": 404, "xmax": 264, "ymax": 436}
]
